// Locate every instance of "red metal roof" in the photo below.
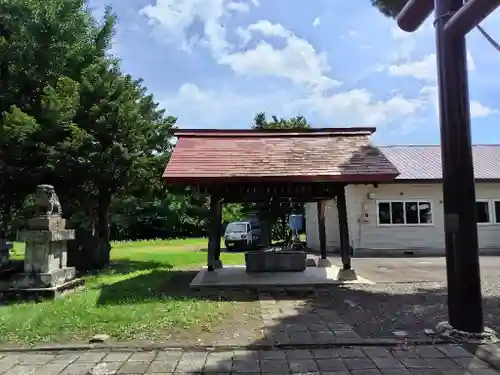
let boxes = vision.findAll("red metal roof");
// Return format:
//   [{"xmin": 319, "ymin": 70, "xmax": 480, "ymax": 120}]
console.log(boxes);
[{"xmin": 163, "ymin": 128, "xmax": 399, "ymax": 184}]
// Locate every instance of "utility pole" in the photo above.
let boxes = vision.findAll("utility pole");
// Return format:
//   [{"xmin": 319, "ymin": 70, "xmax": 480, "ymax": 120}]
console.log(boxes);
[{"xmin": 396, "ymin": 0, "xmax": 500, "ymax": 334}]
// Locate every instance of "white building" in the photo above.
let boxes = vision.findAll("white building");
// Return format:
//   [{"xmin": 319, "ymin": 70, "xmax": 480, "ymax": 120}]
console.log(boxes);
[{"xmin": 305, "ymin": 145, "xmax": 500, "ymax": 255}]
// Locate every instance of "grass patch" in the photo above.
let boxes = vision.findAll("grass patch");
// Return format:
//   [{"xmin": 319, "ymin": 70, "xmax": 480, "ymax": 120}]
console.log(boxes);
[{"xmin": 0, "ymin": 239, "xmax": 247, "ymax": 345}]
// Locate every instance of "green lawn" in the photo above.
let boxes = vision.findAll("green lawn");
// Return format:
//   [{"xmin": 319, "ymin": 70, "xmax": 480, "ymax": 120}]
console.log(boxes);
[{"xmin": 0, "ymin": 238, "xmax": 246, "ymax": 345}]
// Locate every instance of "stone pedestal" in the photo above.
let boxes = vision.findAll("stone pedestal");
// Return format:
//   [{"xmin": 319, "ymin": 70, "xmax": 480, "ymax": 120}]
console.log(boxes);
[
  {"xmin": 0, "ymin": 239, "xmax": 13, "ymax": 269},
  {"xmin": 1, "ymin": 215, "xmax": 84, "ymax": 299}
]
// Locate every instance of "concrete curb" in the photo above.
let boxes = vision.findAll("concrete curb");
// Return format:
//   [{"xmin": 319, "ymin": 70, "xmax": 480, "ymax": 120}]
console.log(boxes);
[
  {"xmin": 476, "ymin": 343, "xmax": 500, "ymax": 371},
  {"xmin": 0, "ymin": 338, "xmax": 449, "ymax": 353}
]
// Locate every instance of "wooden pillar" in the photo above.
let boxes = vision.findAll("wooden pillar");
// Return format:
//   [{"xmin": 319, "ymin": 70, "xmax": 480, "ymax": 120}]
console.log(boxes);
[
  {"xmin": 317, "ymin": 200, "xmax": 327, "ymax": 259},
  {"xmin": 336, "ymin": 186, "xmax": 351, "ymax": 270},
  {"xmin": 207, "ymin": 194, "xmax": 222, "ymax": 271}
]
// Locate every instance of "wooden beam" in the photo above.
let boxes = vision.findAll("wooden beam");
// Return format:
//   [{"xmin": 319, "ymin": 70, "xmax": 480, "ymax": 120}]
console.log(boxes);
[
  {"xmin": 207, "ymin": 194, "xmax": 222, "ymax": 271},
  {"xmin": 317, "ymin": 200, "xmax": 327, "ymax": 260},
  {"xmin": 336, "ymin": 187, "xmax": 351, "ymax": 270},
  {"xmin": 444, "ymin": 0, "xmax": 500, "ymax": 37}
]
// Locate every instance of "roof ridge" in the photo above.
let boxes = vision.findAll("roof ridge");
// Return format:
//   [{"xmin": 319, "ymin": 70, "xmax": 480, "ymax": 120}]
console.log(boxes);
[{"xmin": 378, "ymin": 144, "xmax": 500, "ymax": 147}]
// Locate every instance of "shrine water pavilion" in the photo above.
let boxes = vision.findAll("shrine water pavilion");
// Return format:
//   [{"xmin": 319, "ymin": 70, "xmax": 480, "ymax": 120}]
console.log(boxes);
[{"xmin": 162, "ymin": 127, "xmax": 399, "ymax": 286}]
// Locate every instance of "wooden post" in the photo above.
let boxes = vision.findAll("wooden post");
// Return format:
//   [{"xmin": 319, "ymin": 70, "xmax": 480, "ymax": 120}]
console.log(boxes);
[
  {"xmin": 317, "ymin": 200, "xmax": 327, "ymax": 259},
  {"xmin": 336, "ymin": 186, "xmax": 351, "ymax": 270},
  {"xmin": 207, "ymin": 194, "xmax": 222, "ymax": 271}
]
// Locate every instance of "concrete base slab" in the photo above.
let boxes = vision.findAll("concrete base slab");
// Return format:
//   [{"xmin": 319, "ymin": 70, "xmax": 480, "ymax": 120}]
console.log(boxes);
[
  {"xmin": 190, "ymin": 265, "xmax": 374, "ymax": 288},
  {"xmin": 317, "ymin": 257, "xmax": 332, "ymax": 267}
]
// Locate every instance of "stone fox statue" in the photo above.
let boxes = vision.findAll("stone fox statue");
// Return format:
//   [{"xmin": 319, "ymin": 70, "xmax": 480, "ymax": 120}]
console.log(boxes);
[{"xmin": 36, "ymin": 184, "xmax": 62, "ymax": 216}]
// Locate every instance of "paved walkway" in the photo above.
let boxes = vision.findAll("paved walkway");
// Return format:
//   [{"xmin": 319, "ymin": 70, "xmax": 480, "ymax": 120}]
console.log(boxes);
[
  {"xmin": 259, "ymin": 293, "xmax": 361, "ymax": 345},
  {"xmin": 0, "ymin": 344, "xmax": 497, "ymax": 374}
]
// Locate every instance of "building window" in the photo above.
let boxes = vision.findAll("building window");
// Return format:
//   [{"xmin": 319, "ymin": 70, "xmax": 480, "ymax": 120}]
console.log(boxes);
[
  {"xmin": 377, "ymin": 201, "xmax": 433, "ymax": 225},
  {"xmin": 476, "ymin": 201, "xmax": 490, "ymax": 224},
  {"xmin": 495, "ymin": 201, "xmax": 500, "ymax": 224}
]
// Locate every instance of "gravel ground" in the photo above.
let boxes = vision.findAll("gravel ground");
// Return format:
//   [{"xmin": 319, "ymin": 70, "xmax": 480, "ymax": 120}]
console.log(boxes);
[{"xmin": 313, "ymin": 281, "xmax": 500, "ymax": 339}]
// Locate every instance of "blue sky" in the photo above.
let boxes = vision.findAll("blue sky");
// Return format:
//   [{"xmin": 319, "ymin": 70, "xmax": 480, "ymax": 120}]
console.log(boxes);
[{"xmin": 88, "ymin": 0, "xmax": 500, "ymax": 145}]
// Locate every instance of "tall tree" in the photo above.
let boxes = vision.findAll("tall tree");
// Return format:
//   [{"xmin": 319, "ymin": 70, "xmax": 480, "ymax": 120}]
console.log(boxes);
[
  {"xmin": 370, "ymin": 0, "xmax": 408, "ymax": 18},
  {"xmin": 69, "ymin": 58, "xmax": 175, "ymax": 267},
  {"xmin": 0, "ymin": 0, "xmax": 114, "ymax": 235}
]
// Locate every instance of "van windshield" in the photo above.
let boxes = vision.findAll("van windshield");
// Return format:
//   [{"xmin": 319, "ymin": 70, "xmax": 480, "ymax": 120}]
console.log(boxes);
[{"xmin": 225, "ymin": 223, "xmax": 247, "ymax": 233}]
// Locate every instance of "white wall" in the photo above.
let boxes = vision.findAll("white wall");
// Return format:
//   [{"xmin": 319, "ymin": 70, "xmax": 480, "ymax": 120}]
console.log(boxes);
[{"xmin": 305, "ymin": 183, "xmax": 500, "ymax": 253}]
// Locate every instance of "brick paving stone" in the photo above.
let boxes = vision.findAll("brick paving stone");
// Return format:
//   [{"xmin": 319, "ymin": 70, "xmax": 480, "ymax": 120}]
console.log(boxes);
[
  {"xmin": 59, "ymin": 362, "xmax": 95, "ymax": 375},
  {"xmin": 103, "ymin": 352, "xmax": 132, "ymax": 362},
  {"xmin": 0, "ymin": 355, "xmax": 19, "ymax": 373},
  {"xmin": 260, "ymin": 358, "xmax": 289, "ymax": 373},
  {"xmin": 33, "ymin": 362, "xmax": 68, "ymax": 375},
  {"xmin": 363, "ymin": 348, "xmax": 394, "ymax": 359},
  {"xmin": 147, "ymin": 360, "xmax": 178, "ymax": 373},
  {"xmin": 261, "ymin": 350, "xmax": 286, "ymax": 360},
  {"xmin": 400, "ymin": 357, "xmax": 434, "ymax": 369},
  {"xmin": 231, "ymin": 359, "xmax": 259, "ymax": 372},
  {"xmin": 288, "ymin": 331, "xmax": 314, "ymax": 344},
  {"xmin": 469, "ymin": 370, "xmax": 500, "ymax": 375},
  {"xmin": 51, "ymin": 353, "xmax": 81, "ymax": 364},
  {"xmin": 75, "ymin": 351, "xmax": 108, "ymax": 363},
  {"xmin": 344, "ymin": 358, "xmax": 378, "ymax": 370},
  {"xmin": 128, "ymin": 351, "xmax": 157, "ymax": 362},
  {"xmin": 425, "ymin": 357, "xmax": 464, "ymax": 370},
  {"xmin": 391, "ymin": 349, "xmax": 420, "ymax": 358},
  {"xmin": 316, "ymin": 358, "xmax": 348, "ymax": 372},
  {"xmin": 174, "ymin": 358, "xmax": 206, "ymax": 373},
  {"xmin": 99, "ymin": 361, "xmax": 124, "ymax": 373},
  {"xmin": 118, "ymin": 360, "xmax": 151, "ymax": 374},
  {"xmin": 438, "ymin": 345, "xmax": 474, "ymax": 358},
  {"xmin": 415, "ymin": 346, "xmax": 446, "ymax": 358},
  {"xmin": 371, "ymin": 357, "xmax": 406, "ymax": 369},
  {"xmin": 155, "ymin": 350, "xmax": 183, "ymax": 362},
  {"xmin": 233, "ymin": 350, "xmax": 259, "ymax": 361},
  {"xmin": 337, "ymin": 348, "xmax": 367, "ymax": 359},
  {"xmin": 17, "ymin": 354, "xmax": 55, "ymax": 365},
  {"xmin": 286, "ymin": 349, "xmax": 313, "ymax": 360},
  {"xmin": 288, "ymin": 358, "xmax": 318, "ymax": 373},
  {"xmin": 312, "ymin": 348, "xmax": 340, "ymax": 359},
  {"xmin": 379, "ymin": 370, "xmax": 412, "ymax": 375},
  {"xmin": 408, "ymin": 370, "xmax": 443, "ymax": 375},
  {"xmin": 454, "ymin": 357, "xmax": 492, "ymax": 369},
  {"xmin": 351, "ymin": 370, "xmax": 383, "ymax": 375},
  {"xmin": 3, "ymin": 364, "xmax": 40, "ymax": 375},
  {"xmin": 319, "ymin": 372, "xmax": 351, "ymax": 375}
]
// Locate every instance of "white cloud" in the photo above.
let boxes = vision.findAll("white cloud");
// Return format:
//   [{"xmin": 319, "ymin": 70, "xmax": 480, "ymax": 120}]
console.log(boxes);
[
  {"xmin": 140, "ymin": 3, "xmax": 340, "ymax": 92},
  {"xmin": 162, "ymin": 83, "xmax": 423, "ymax": 130},
  {"xmin": 295, "ymin": 89, "xmax": 423, "ymax": 127},
  {"xmin": 160, "ymin": 83, "xmax": 297, "ymax": 128},
  {"xmin": 419, "ymin": 85, "xmax": 496, "ymax": 119},
  {"xmin": 312, "ymin": 16, "xmax": 320, "ymax": 28},
  {"xmin": 388, "ymin": 52, "xmax": 476, "ymax": 82},
  {"xmin": 470, "ymin": 101, "xmax": 497, "ymax": 118},
  {"xmin": 219, "ymin": 20, "xmax": 341, "ymax": 91},
  {"xmin": 139, "ymin": 0, "xmax": 257, "ymax": 54}
]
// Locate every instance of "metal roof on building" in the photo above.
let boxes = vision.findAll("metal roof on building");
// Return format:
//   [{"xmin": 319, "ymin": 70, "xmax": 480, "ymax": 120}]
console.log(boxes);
[
  {"xmin": 163, "ymin": 128, "xmax": 400, "ymax": 184},
  {"xmin": 379, "ymin": 145, "xmax": 500, "ymax": 181}
]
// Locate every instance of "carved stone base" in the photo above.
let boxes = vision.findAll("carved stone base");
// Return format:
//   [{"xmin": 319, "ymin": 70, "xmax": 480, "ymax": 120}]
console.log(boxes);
[
  {"xmin": 7, "ymin": 267, "xmax": 76, "ymax": 289},
  {"xmin": 338, "ymin": 269, "xmax": 358, "ymax": 281},
  {"xmin": 317, "ymin": 257, "xmax": 332, "ymax": 267},
  {"xmin": 0, "ymin": 278, "xmax": 85, "ymax": 302},
  {"xmin": 27, "ymin": 216, "xmax": 66, "ymax": 231},
  {"xmin": 212, "ymin": 259, "xmax": 223, "ymax": 269},
  {"xmin": 436, "ymin": 321, "xmax": 500, "ymax": 344}
]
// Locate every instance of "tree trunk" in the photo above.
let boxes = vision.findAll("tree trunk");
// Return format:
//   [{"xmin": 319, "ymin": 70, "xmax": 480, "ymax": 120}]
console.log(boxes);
[{"xmin": 95, "ymin": 190, "xmax": 112, "ymax": 269}]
